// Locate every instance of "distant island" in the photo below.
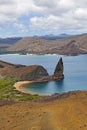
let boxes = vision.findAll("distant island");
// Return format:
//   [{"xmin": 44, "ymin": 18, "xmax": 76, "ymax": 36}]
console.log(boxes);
[{"xmin": 0, "ymin": 33, "xmax": 87, "ymax": 55}]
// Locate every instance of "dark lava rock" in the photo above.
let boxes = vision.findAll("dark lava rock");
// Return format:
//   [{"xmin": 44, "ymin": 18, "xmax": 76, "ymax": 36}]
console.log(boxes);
[{"xmin": 53, "ymin": 57, "xmax": 64, "ymax": 79}]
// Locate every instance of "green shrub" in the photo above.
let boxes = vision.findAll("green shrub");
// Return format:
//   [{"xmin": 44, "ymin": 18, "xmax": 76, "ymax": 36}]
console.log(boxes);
[{"xmin": 0, "ymin": 77, "xmax": 41, "ymax": 101}]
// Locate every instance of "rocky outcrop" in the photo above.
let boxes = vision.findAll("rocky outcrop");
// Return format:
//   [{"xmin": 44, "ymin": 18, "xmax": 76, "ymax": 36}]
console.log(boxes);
[
  {"xmin": 54, "ymin": 57, "xmax": 64, "ymax": 78},
  {"xmin": 18, "ymin": 65, "xmax": 49, "ymax": 81},
  {"xmin": 0, "ymin": 58, "xmax": 64, "ymax": 81},
  {"xmin": 0, "ymin": 64, "xmax": 49, "ymax": 81}
]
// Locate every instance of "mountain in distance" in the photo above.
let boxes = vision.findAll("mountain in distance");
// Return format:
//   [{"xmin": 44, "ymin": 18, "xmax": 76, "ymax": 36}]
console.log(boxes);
[
  {"xmin": 0, "ymin": 34, "xmax": 70, "ymax": 45},
  {"xmin": 0, "ymin": 34, "xmax": 70, "ymax": 53},
  {"xmin": 0, "ymin": 34, "xmax": 70, "ymax": 47},
  {"xmin": 0, "ymin": 37, "xmax": 22, "ymax": 45},
  {"xmin": 0, "ymin": 37, "xmax": 22, "ymax": 48},
  {"xmin": 40, "ymin": 33, "xmax": 71, "ymax": 40},
  {"xmin": 7, "ymin": 33, "xmax": 87, "ymax": 55},
  {"xmin": 0, "ymin": 37, "xmax": 22, "ymax": 53}
]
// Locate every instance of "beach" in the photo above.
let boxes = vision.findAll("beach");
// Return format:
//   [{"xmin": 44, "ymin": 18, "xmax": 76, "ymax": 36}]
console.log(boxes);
[
  {"xmin": 14, "ymin": 81, "xmax": 51, "ymax": 96},
  {"xmin": 14, "ymin": 81, "xmax": 35, "ymax": 94}
]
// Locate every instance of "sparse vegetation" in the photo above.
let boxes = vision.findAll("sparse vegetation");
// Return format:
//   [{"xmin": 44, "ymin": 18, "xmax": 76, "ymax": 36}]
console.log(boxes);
[{"xmin": 0, "ymin": 77, "xmax": 40, "ymax": 101}]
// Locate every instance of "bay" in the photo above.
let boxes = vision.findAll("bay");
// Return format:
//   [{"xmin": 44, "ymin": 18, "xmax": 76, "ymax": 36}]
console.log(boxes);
[{"xmin": 0, "ymin": 54, "xmax": 87, "ymax": 95}]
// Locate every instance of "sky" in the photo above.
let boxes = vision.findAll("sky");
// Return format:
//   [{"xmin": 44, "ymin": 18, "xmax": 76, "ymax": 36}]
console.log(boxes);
[{"xmin": 0, "ymin": 0, "xmax": 87, "ymax": 38}]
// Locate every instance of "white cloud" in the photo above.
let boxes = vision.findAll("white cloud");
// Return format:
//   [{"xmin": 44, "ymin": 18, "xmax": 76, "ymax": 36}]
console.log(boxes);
[
  {"xmin": 0, "ymin": 0, "xmax": 40, "ymax": 25},
  {"xmin": 30, "ymin": 15, "xmax": 60, "ymax": 33},
  {"xmin": 0, "ymin": 0, "xmax": 87, "ymax": 35},
  {"xmin": 29, "ymin": 0, "xmax": 87, "ymax": 34},
  {"xmin": 74, "ymin": 8, "xmax": 87, "ymax": 20}
]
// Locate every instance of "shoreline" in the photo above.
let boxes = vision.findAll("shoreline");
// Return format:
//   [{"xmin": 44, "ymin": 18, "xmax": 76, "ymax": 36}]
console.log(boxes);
[
  {"xmin": 1, "ymin": 52, "xmax": 87, "ymax": 56},
  {"xmin": 14, "ymin": 81, "xmax": 36, "ymax": 95},
  {"xmin": 14, "ymin": 81, "xmax": 87, "ymax": 97},
  {"xmin": 14, "ymin": 81, "xmax": 52, "ymax": 96}
]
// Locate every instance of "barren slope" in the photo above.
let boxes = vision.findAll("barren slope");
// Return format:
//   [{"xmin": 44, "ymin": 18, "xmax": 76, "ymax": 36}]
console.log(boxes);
[
  {"xmin": 0, "ymin": 91, "xmax": 87, "ymax": 130},
  {"xmin": 7, "ymin": 34, "xmax": 87, "ymax": 55}
]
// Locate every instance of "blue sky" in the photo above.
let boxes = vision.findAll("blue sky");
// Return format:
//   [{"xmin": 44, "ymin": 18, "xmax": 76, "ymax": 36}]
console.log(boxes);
[{"xmin": 0, "ymin": 0, "xmax": 87, "ymax": 38}]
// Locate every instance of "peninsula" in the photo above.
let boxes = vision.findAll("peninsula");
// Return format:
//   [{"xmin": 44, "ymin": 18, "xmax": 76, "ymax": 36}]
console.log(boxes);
[
  {"xmin": 0, "ymin": 58, "xmax": 64, "ymax": 94},
  {"xmin": 0, "ymin": 57, "xmax": 64, "ymax": 81}
]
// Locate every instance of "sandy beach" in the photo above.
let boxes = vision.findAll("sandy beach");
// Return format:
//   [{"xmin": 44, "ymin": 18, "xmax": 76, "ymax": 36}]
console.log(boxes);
[
  {"xmin": 14, "ymin": 80, "xmax": 52, "ymax": 96},
  {"xmin": 14, "ymin": 81, "xmax": 35, "ymax": 94}
]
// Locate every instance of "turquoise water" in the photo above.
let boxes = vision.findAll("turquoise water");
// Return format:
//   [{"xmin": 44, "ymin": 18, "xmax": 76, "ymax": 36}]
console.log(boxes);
[{"xmin": 0, "ymin": 54, "xmax": 87, "ymax": 95}]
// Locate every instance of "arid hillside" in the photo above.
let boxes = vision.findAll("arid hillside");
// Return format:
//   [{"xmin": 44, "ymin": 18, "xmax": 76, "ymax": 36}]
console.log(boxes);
[
  {"xmin": 0, "ymin": 91, "xmax": 87, "ymax": 130},
  {"xmin": 7, "ymin": 34, "xmax": 87, "ymax": 55},
  {"xmin": 0, "ymin": 37, "xmax": 22, "ymax": 53}
]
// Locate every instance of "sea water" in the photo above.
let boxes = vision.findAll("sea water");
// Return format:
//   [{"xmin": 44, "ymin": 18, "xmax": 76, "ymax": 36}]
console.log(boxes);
[{"xmin": 0, "ymin": 54, "xmax": 87, "ymax": 95}]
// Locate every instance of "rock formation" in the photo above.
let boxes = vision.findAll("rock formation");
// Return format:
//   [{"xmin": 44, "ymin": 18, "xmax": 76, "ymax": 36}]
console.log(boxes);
[
  {"xmin": 18, "ymin": 65, "xmax": 49, "ymax": 81},
  {"xmin": 53, "ymin": 57, "xmax": 64, "ymax": 80},
  {"xmin": 0, "ymin": 63, "xmax": 49, "ymax": 81},
  {"xmin": 0, "ymin": 58, "xmax": 64, "ymax": 81}
]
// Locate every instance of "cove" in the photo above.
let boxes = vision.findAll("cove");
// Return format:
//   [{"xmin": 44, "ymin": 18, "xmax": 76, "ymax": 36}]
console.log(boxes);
[{"xmin": 0, "ymin": 54, "xmax": 87, "ymax": 95}]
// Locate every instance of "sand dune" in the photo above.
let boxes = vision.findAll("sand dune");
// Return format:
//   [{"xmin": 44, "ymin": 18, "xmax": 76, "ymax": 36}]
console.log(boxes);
[{"xmin": 0, "ymin": 91, "xmax": 87, "ymax": 130}]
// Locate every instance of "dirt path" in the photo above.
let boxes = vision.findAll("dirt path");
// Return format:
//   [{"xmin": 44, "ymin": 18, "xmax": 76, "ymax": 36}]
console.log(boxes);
[{"xmin": 0, "ymin": 91, "xmax": 87, "ymax": 130}]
